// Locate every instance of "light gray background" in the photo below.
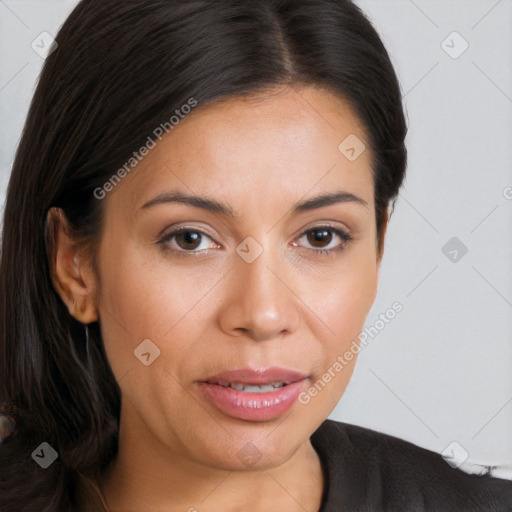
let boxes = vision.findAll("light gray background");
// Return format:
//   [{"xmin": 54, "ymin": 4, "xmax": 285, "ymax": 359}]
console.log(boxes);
[{"xmin": 1, "ymin": 0, "xmax": 511, "ymax": 473}]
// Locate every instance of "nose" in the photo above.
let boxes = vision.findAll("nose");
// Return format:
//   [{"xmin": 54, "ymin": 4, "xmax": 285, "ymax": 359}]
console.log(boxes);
[{"xmin": 217, "ymin": 245, "xmax": 301, "ymax": 341}]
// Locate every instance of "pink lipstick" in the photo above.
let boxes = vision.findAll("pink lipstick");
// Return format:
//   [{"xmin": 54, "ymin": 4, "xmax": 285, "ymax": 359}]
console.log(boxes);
[{"xmin": 198, "ymin": 367, "xmax": 309, "ymax": 421}]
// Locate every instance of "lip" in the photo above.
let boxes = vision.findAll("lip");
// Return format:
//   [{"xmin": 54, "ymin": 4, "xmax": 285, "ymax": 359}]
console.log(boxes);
[
  {"xmin": 198, "ymin": 367, "xmax": 310, "ymax": 422},
  {"xmin": 203, "ymin": 367, "xmax": 309, "ymax": 386}
]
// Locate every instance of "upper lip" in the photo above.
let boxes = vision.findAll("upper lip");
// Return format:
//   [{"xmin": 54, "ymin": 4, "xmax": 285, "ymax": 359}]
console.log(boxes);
[{"xmin": 203, "ymin": 367, "xmax": 309, "ymax": 386}]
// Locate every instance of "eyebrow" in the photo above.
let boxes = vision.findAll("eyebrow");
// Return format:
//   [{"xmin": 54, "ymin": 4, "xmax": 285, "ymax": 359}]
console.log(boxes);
[{"xmin": 141, "ymin": 190, "xmax": 369, "ymax": 217}]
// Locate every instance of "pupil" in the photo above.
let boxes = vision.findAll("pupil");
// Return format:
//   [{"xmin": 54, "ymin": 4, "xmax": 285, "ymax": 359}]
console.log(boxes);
[
  {"xmin": 308, "ymin": 229, "xmax": 332, "ymax": 247},
  {"xmin": 178, "ymin": 231, "xmax": 200, "ymax": 249}
]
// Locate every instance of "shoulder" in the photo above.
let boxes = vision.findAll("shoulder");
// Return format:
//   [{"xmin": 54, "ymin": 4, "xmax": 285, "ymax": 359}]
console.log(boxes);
[{"xmin": 311, "ymin": 419, "xmax": 512, "ymax": 511}]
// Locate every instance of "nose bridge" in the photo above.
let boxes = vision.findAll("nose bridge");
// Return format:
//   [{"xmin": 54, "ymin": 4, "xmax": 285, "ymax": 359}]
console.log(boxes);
[
  {"xmin": 219, "ymin": 235, "xmax": 300, "ymax": 340},
  {"xmin": 239, "ymin": 243, "xmax": 277, "ymax": 298},
  {"xmin": 238, "ymin": 239, "xmax": 282, "ymax": 312}
]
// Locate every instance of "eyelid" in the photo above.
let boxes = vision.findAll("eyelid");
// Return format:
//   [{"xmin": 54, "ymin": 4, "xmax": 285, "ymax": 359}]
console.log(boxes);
[{"xmin": 294, "ymin": 221, "xmax": 352, "ymax": 240}]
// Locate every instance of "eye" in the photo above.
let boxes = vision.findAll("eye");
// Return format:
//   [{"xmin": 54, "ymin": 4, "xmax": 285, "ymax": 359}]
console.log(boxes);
[
  {"xmin": 294, "ymin": 226, "xmax": 352, "ymax": 254},
  {"xmin": 159, "ymin": 228, "xmax": 219, "ymax": 255},
  {"xmin": 158, "ymin": 225, "xmax": 352, "ymax": 257}
]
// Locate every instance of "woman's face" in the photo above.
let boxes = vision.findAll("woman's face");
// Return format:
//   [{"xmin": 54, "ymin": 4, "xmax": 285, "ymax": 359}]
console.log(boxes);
[{"xmin": 90, "ymin": 85, "xmax": 382, "ymax": 470}]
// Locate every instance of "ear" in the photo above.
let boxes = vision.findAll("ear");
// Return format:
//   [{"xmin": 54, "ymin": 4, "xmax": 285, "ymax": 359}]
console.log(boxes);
[{"xmin": 45, "ymin": 207, "xmax": 99, "ymax": 324}]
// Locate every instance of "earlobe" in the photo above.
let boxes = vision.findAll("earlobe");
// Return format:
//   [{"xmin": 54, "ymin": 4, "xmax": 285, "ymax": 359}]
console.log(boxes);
[{"xmin": 45, "ymin": 207, "xmax": 99, "ymax": 324}]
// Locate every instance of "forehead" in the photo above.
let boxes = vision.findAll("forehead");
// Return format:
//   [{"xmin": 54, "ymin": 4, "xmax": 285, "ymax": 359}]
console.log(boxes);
[{"xmin": 112, "ymin": 85, "xmax": 374, "ymax": 214}]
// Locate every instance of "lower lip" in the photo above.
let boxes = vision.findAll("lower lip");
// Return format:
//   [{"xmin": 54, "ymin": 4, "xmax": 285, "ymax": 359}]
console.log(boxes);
[{"xmin": 198, "ymin": 380, "xmax": 307, "ymax": 421}]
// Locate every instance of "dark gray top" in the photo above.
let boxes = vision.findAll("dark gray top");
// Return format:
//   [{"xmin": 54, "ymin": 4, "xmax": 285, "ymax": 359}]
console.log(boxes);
[{"xmin": 311, "ymin": 419, "xmax": 512, "ymax": 511}]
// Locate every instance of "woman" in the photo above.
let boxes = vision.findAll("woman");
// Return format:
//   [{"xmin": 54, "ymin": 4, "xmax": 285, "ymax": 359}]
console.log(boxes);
[{"xmin": 0, "ymin": 1, "xmax": 510, "ymax": 510}]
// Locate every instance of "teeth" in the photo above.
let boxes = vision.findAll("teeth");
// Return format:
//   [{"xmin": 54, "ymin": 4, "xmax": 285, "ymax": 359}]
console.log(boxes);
[{"xmin": 216, "ymin": 381, "xmax": 287, "ymax": 392}]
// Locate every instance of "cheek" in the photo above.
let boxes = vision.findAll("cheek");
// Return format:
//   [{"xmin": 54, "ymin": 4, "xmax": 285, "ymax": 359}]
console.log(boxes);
[
  {"xmin": 311, "ymin": 244, "xmax": 378, "ymax": 339},
  {"xmin": 300, "ymin": 264, "xmax": 377, "ymax": 416},
  {"xmin": 95, "ymin": 244, "xmax": 224, "ymax": 378},
  {"xmin": 323, "ymin": 265, "xmax": 377, "ymax": 337},
  {"xmin": 305, "ymin": 243, "xmax": 378, "ymax": 397}
]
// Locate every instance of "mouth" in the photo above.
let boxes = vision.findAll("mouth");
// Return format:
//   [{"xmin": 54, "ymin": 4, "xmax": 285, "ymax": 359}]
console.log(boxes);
[
  {"xmin": 207, "ymin": 381, "xmax": 289, "ymax": 393},
  {"xmin": 202, "ymin": 366, "xmax": 308, "ymax": 388},
  {"xmin": 198, "ymin": 367, "xmax": 310, "ymax": 421}
]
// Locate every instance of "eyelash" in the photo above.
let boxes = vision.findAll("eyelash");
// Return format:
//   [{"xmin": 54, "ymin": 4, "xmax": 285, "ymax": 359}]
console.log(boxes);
[{"xmin": 158, "ymin": 225, "xmax": 353, "ymax": 258}]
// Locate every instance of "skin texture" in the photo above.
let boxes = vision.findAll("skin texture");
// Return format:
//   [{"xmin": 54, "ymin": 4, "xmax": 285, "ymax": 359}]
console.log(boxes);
[{"xmin": 50, "ymin": 85, "xmax": 388, "ymax": 511}]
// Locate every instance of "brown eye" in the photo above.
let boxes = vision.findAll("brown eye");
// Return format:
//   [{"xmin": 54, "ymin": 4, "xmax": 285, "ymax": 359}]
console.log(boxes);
[
  {"xmin": 160, "ymin": 228, "xmax": 219, "ymax": 254},
  {"xmin": 175, "ymin": 231, "xmax": 202, "ymax": 250},
  {"xmin": 306, "ymin": 228, "xmax": 333, "ymax": 248},
  {"xmin": 296, "ymin": 226, "xmax": 352, "ymax": 254}
]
